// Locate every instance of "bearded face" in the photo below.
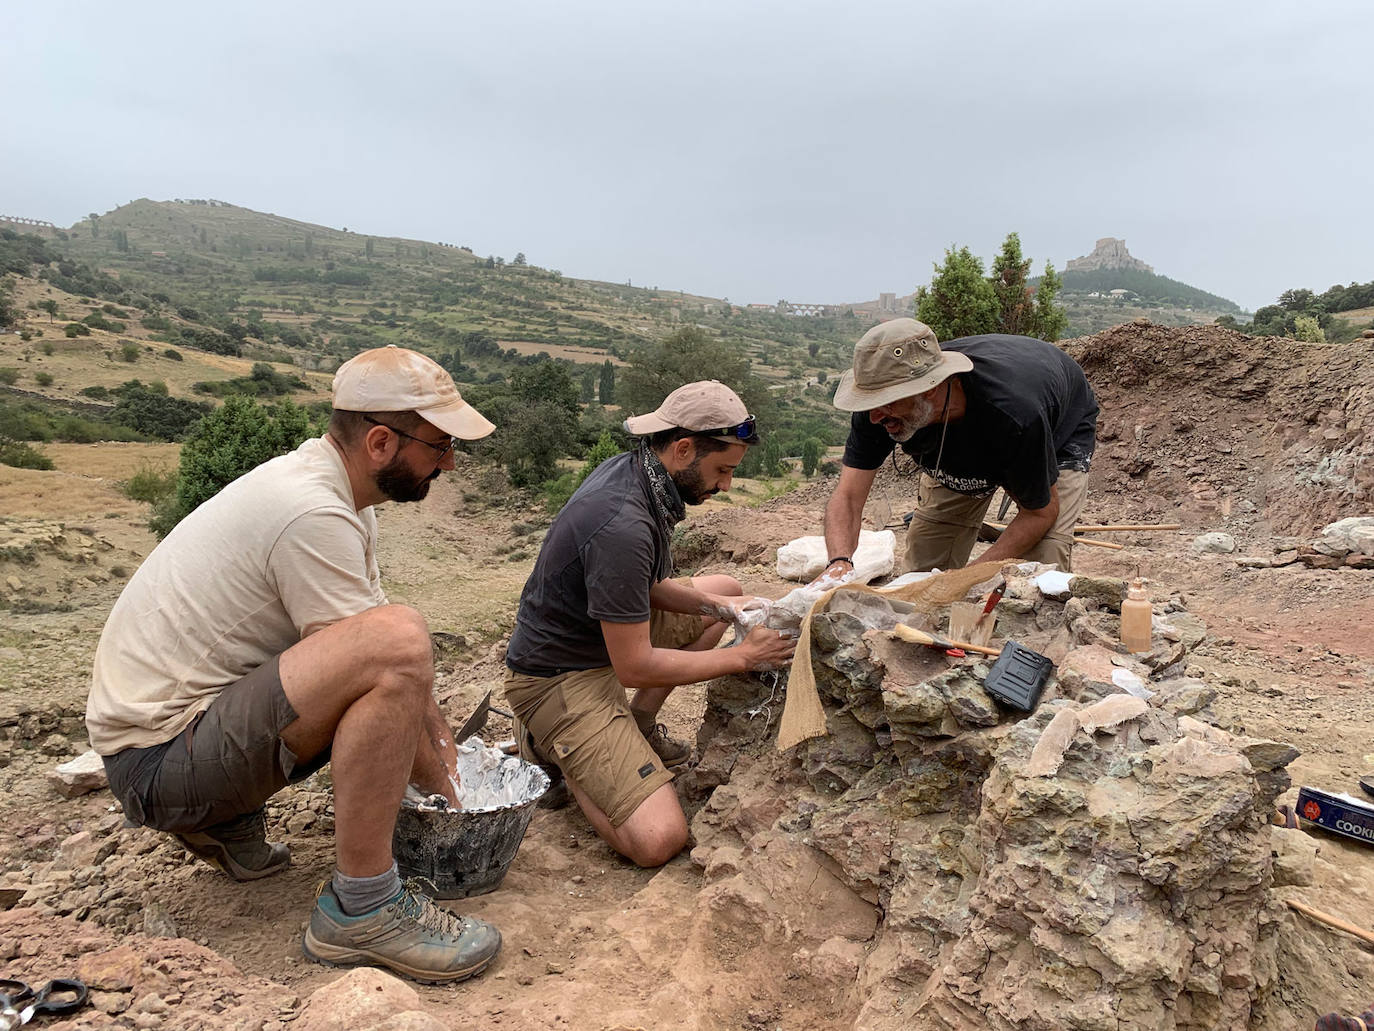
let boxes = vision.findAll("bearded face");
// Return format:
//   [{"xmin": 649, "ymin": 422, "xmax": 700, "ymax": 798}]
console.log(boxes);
[
  {"xmin": 870, "ymin": 385, "xmax": 945, "ymax": 442},
  {"xmin": 376, "ymin": 454, "xmax": 442, "ymax": 503},
  {"xmin": 672, "ymin": 463, "xmax": 713, "ymax": 505}
]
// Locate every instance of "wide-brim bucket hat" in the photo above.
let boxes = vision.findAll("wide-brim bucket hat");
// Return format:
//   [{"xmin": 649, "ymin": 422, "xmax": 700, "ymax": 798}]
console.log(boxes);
[{"xmin": 832, "ymin": 318, "xmax": 972, "ymax": 412}]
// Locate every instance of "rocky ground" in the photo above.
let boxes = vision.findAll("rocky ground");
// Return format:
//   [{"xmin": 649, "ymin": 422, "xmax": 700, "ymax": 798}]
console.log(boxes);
[{"xmin": 1, "ymin": 323, "xmax": 1373, "ymax": 1029}]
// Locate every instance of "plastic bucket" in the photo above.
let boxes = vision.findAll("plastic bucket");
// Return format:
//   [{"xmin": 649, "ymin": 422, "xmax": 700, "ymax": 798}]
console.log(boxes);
[{"xmin": 392, "ymin": 760, "xmax": 550, "ymax": 899}]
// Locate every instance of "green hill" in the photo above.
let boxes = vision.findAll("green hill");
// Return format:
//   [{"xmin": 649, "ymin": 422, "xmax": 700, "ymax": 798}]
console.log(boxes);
[
  {"xmin": 53, "ymin": 199, "xmax": 862, "ymax": 374},
  {"xmin": 1058, "ymin": 267, "xmax": 1240, "ymax": 312}
]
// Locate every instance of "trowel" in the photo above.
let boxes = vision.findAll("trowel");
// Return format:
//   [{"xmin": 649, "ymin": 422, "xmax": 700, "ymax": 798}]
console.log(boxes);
[{"xmin": 455, "ymin": 690, "xmax": 514, "ymax": 742}]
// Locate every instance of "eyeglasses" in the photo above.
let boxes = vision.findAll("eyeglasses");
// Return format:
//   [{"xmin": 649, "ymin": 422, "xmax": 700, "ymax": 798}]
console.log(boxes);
[
  {"xmin": 363, "ymin": 416, "xmax": 455, "ymax": 459},
  {"xmin": 701, "ymin": 415, "xmax": 758, "ymax": 444}
]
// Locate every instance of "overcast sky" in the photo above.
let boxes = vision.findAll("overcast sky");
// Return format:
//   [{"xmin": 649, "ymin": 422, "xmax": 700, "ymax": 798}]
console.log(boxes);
[{"xmin": 4, "ymin": 1, "xmax": 1371, "ymax": 311}]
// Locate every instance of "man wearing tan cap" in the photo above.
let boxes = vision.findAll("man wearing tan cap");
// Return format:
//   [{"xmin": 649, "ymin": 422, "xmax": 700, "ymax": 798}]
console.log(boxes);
[
  {"xmin": 504, "ymin": 380, "xmax": 795, "ymax": 867},
  {"xmin": 821, "ymin": 319, "xmax": 1097, "ymax": 576},
  {"xmin": 87, "ymin": 345, "xmax": 503, "ymax": 984}
]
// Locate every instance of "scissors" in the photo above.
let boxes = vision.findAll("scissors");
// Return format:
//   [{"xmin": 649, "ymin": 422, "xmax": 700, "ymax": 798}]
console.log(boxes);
[{"xmin": 0, "ymin": 979, "xmax": 89, "ymax": 1029}]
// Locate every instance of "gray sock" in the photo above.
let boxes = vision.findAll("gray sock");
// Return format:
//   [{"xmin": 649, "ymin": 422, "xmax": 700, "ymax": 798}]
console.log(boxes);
[{"xmin": 333, "ymin": 862, "xmax": 401, "ymax": 916}]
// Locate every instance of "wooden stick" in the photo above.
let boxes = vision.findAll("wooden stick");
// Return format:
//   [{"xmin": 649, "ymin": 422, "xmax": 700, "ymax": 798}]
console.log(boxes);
[
  {"xmin": 893, "ymin": 624, "xmax": 1002, "ymax": 657},
  {"xmin": 1286, "ymin": 898, "xmax": 1374, "ymax": 946},
  {"xmin": 988, "ymin": 522, "xmax": 1178, "ymax": 534},
  {"xmin": 1073, "ymin": 524, "xmax": 1181, "ymax": 533},
  {"xmin": 1073, "ymin": 537, "xmax": 1126, "ymax": 550}
]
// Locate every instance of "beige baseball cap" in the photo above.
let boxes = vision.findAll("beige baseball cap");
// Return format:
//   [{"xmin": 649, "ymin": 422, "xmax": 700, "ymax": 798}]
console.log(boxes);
[
  {"xmin": 333, "ymin": 345, "xmax": 495, "ymax": 440},
  {"xmin": 832, "ymin": 318, "xmax": 972, "ymax": 412},
  {"xmin": 622, "ymin": 380, "xmax": 757, "ymax": 443}
]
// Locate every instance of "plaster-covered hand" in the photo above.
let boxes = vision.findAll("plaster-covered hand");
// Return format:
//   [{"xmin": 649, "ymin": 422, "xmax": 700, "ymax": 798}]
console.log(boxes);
[
  {"xmin": 736, "ymin": 625, "xmax": 796, "ymax": 671},
  {"xmin": 806, "ymin": 559, "xmax": 855, "ymax": 591}
]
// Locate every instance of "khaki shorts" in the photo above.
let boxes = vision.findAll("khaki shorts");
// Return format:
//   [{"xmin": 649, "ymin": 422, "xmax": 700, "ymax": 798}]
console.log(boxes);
[
  {"xmin": 102, "ymin": 655, "xmax": 329, "ymax": 833},
  {"xmin": 504, "ymin": 608, "xmax": 703, "ymax": 828},
  {"xmin": 905, "ymin": 469, "xmax": 1091, "ymax": 573}
]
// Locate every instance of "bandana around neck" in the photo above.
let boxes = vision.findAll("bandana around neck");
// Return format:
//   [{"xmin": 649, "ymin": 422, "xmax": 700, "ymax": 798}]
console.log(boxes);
[{"xmin": 637, "ymin": 440, "xmax": 686, "ymax": 554}]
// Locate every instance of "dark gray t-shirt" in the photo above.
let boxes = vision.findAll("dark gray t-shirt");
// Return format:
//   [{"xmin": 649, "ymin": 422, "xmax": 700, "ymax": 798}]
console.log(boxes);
[
  {"xmin": 842, "ymin": 334, "xmax": 1098, "ymax": 510},
  {"xmin": 505, "ymin": 451, "xmax": 674, "ymax": 674}
]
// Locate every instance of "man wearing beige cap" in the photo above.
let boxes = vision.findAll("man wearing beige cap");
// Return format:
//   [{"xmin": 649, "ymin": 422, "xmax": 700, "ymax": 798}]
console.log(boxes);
[
  {"xmin": 504, "ymin": 380, "xmax": 795, "ymax": 867},
  {"xmin": 87, "ymin": 345, "xmax": 503, "ymax": 984},
  {"xmin": 821, "ymin": 319, "xmax": 1097, "ymax": 577}
]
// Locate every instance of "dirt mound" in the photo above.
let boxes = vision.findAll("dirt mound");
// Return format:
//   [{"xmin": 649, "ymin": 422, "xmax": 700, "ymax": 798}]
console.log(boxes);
[{"xmin": 1065, "ymin": 321, "xmax": 1374, "ymax": 534}]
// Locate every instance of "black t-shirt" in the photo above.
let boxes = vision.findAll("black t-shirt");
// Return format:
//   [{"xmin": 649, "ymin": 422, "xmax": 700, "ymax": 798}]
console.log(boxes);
[
  {"xmin": 505, "ymin": 451, "xmax": 674, "ymax": 674},
  {"xmin": 842, "ymin": 334, "xmax": 1098, "ymax": 510}
]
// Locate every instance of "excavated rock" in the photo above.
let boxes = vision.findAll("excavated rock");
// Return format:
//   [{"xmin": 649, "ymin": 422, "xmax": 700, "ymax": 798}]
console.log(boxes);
[{"xmin": 689, "ymin": 585, "xmax": 1299, "ymax": 1030}]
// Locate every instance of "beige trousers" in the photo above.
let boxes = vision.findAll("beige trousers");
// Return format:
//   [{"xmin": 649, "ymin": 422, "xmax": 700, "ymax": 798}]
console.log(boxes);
[{"xmin": 904, "ymin": 469, "xmax": 1090, "ymax": 573}]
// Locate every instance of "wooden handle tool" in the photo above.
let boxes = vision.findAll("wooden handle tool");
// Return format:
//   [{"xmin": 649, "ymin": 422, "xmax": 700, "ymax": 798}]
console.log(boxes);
[
  {"xmin": 894, "ymin": 624, "xmax": 1003, "ymax": 657},
  {"xmin": 1286, "ymin": 898, "xmax": 1374, "ymax": 946}
]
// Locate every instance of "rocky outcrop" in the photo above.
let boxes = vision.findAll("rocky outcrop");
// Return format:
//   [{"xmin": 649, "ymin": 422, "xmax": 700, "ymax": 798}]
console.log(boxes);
[
  {"xmin": 685, "ymin": 573, "xmax": 1297, "ymax": 1030},
  {"xmin": 1066, "ymin": 237, "xmax": 1154, "ymax": 273}
]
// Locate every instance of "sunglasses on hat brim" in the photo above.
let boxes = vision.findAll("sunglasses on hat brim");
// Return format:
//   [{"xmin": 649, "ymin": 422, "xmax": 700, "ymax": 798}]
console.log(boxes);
[{"xmin": 699, "ymin": 415, "xmax": 758, "ymax": 445}]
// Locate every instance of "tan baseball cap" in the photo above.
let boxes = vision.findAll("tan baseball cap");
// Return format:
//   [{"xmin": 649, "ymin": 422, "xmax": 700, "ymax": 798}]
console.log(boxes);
[
  {"xmin": 333, "ymin": 345, "xmax": 495, "ymax": 440},
  {"xmin": 622, "ymin": 380, "xmax": 757, "ymax": 443},
  {"xmin": 832, "ymin": 318, "xmax": 972, "ymax": 412}
]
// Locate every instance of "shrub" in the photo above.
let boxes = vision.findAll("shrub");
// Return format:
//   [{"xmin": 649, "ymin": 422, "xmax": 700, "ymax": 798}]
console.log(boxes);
[
  {"xmin": 64, "ymin": 322, "xmax": 91, "ymax": 338},
  {"xmin": 84, "ymin": 313, "xmax": 126, "ymax": 332},
  {"xmin": 110, "ymin": 387, "xmax": 211, "ymax": 440},
  {"xmin": 41, "ymin": 343, "xmax": 54, "ymax": 356},
  {"xmin": 122, "ymin": 461, "xmax": 178, "ymax": 503},
  {"xmin": 152, "ymin": 397, "xmax": 313, "ymax": 537},
  {"xmin": 163, "ymin": 348, "xmax": 183, "ymax": 361},
  {"xmin": 141, "ymin": 315, "xmax": 172, "ymax": 331},
  {"xmin": 34, "ymin": 372, "xmax": 53, "ymax": 387},
  {"xmin": 120, "ymin": 342, "xmax": 140, "ymax": 363},
  {"xmin": 0, "ymin": 437, "xmax": 54, "ymax": 470},
  {"xmin": 80, "ymin": 385, "xmax": 111, "ymax": 400},
  {"xmin": 0, "ymin": 368, "xmax": 18, "ymax": 385}
]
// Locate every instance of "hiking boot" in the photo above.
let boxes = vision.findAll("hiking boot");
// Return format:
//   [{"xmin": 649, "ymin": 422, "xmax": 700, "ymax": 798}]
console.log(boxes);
[
  {"xmin": 172, "ymin": 807, "xmax": 290, "ymax": 881},
  {"xmin": 513, "ymin": 716, "xmax": 570, "ymax": 811},
  {"xmin": 636, "ymin": 719, "xmax": 692, "ymax": 769},
  {"xmin": 302, "ymin": 881, "xmax": 502, "ymax": 984}
]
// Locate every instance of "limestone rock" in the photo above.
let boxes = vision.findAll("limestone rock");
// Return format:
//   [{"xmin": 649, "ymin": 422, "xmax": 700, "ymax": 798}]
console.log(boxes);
[
  {"xmin": 1152, "ymin": 678, "xmax": 1218, "ymax": 716},
  {"xmin": 1270, "ymin": 826, "xmax": 1316, "ymax": 887},
  {"xmin": 296, "ymin": 969, "xmax": 421, "ymax": 1031},
  {"xmin": 49, "ymin": 749, "xmax": 108, "ymax": 798},
  {"xmin": 775, "ymin": 530, "xmax": 895, "ymax": 583},
  {"xmin": 1192, "ymin": 532, "xmax": 1237, "ymax": 554},
  {"xmin": 1065, "ymin": 237, "xmax": 1154, "ymax": 273},
  {"xmin": 1319, "ymin": 516, "xmax": 1374, "ymax": 555},
  {"xmin": 1069, "ymin": 574, "xmax": 1127, "ymax": 611}
]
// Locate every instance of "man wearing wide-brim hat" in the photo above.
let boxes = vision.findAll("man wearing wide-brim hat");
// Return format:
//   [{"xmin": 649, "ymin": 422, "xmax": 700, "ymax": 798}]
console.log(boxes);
[
  {"xmin": 820, "ymin": 319, "xmax": 1098, "ymax": 577},
  {"xmin": 88, "ymin": 345, "xmax": 503, "ymax": 984}
]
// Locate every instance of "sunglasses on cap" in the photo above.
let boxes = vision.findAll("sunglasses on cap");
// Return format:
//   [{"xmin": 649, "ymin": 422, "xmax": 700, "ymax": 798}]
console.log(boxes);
[{"xmin": 700, "ymin": 415, "xmax": 758, "ymax": 444}]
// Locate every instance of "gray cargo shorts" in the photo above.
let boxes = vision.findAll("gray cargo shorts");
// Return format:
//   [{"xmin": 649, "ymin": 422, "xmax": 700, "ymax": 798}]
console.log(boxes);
[{"xmin": 102, "ymin": 656, "xmax": 330, "ymax": 834}]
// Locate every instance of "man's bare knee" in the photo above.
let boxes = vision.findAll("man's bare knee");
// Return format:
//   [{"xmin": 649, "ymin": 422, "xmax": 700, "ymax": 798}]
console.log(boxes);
[
  {"xmin": 693, "ymin": 574, "xmax": 742, "ymax": 598},
  {"xmin": 625, "ymin": 825, "xmax": 688, "ymax": 868},
  {"xmin": 354, "ymin": 605, "xmax": 433, "ymax": 681}
]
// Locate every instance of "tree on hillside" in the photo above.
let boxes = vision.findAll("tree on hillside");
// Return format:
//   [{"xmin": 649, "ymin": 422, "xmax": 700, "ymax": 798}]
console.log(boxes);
[
  {"xmin": 599, "ymin": 359, "xmax": 616, "ymax": 406},
  {"xmin": 1029, "ymin": 263, "xmax": 1068, "ymax": 342},
  {"xmin": 38, "ymin": 299, "xmax": 59, "ymax": 323},
  {"xmin": 580, "ymin": 367, "xmax": 597, "ymax": 403},
  {"xmin": 916, "ymin": 247, "xmax": 998, "ymax": 341},
  {"xmin": 469, "ymin": 360, "xmax": 582, "ymax": 488},
  {"xmin": 620, "ymin": 327, "xmax": 772, "ymax": 427},
  {"xmin": 990, "ymin": 233, "xmax": 1034, "ymax": 336}
]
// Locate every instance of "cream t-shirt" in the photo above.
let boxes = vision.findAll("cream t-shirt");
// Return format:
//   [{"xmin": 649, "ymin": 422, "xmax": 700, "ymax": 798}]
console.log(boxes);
[{"xmin": 86, "ymin": 436, "xmax": 387, "ymax": 754}]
